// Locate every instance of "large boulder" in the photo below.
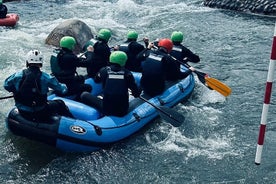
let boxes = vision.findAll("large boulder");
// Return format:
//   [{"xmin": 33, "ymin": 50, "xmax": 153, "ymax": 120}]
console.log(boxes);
[{"xmin": 45, "ymin": 19, "xmax": 93, "ymax": 53}]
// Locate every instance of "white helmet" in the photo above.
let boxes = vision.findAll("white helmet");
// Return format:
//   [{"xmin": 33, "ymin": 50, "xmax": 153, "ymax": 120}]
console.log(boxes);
[{"xmin": 26, "ymin": 50, "xmax": 44, "ymax": 65}]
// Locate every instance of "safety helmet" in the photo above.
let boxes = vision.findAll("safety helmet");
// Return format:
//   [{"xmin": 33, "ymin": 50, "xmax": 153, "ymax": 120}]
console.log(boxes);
[
  {"xmin": 97, "ymin": 29, "xmax": 111, "ymax": 42},
  {"xmin": 26, "ymin": 50, "xmax": 44, "ymax": 65},
  {"xmin": 109, "ymin": 51, "xmax": 127, "ymax": 67},
  {"xmin": 60, "ymin": 36, "xmax": 76, "ymax": 50},
  {"xmin": 171, "ymin": 31, "xmax": 184, "ymax": 42},
  {"xmin": 158, "ymin": 38, "xmax": 173, "ymax": 53},
  {"xmin": 127, "ymin": 30, "xmax": 138, "ymax": 40}
]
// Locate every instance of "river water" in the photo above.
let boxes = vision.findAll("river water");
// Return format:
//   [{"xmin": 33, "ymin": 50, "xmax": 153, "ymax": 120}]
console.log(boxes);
[{"xmin": 0, "ymin": 0, "xmax": 276, "ymax": 183}]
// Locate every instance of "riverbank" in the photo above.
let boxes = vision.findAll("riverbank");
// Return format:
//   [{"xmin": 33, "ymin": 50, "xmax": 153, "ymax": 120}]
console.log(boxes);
[{"xmin": 204, "ymin": 0, "xmax": 276, "ymax": 16}]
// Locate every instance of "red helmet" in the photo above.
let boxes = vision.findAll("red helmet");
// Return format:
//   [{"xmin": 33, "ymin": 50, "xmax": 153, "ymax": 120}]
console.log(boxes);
[{"xmin": 158, "ymin": 38, "xmax": 173, "ymax": 53}]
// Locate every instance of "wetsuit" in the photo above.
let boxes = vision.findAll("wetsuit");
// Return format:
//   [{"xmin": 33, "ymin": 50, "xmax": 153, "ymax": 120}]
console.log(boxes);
[
  {"xmin": 4, "ymin": 66, "xmax": 73, "ymax": 121},
  {"xmin": 118, "ymin": 39, "xmax": 145, "ymax": 72}
]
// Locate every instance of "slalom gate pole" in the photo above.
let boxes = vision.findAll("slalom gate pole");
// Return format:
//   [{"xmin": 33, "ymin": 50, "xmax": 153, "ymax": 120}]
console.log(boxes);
[{"xmin": 255, "ymin": 23, "xmax": 276, "ymax": 165}]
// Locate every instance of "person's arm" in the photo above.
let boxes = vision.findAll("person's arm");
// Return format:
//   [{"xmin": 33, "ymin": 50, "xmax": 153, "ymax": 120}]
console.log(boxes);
[
  {"xmin": 182, "ymin": 46, "xmax": 200, "ymax": 63},
  {"xmin": 78, "ymin": 46, "xmax": 94, "ymax": 67},
  {"xmin": 143, "ymin": 37, "xmax": 149, "ymax": 48},
  {"xmin": 126, "ymin": 71, "xmax": 141, "ymax": 98},
  {"xmin": 136, "ymin": 46, "xmax": 152, "ymax": 62},
  {"xmin": 94, "ymin": 67, "xmax": 106, "ymax": 83},
  {"xmin": 3, "ymin": 72, "xmax": 23, "ymax": 93},
  {"xmin": 43, "ymin": 73, "xmax": 68, "ymax": 94}
]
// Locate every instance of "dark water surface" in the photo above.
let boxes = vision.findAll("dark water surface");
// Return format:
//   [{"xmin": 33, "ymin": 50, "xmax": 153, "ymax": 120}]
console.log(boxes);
[{"xmin": 1, "ymin": 0, "xmax": 276, "ymax": 183}]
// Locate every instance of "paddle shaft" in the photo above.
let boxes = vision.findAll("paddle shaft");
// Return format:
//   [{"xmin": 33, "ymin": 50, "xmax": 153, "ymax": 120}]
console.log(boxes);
[
  {"xmin": 171, "ymin": 56, "xmax": 232, "ymax": 97},
  {"xmin": 139, "ymin": 96, "xmax": 167, "ymax": 114},
  {"xmin": 0, "ymin": 95, "xmax": 14, "ymax": 100},
  {"xmin": 138, "ymin": 96, "xmax": 183, "ymax": 127}
]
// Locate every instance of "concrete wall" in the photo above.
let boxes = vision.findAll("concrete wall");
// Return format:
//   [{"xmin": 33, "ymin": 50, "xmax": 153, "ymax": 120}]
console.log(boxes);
[{"xmin": 204, "ymin": 0, "xmax": 276, "ymax": 16}]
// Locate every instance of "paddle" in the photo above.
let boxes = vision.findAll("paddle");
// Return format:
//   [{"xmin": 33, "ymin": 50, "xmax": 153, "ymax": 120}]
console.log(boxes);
[
  {"xmin": 171, "ymin": 56, "xmax": 232, "ymax": 97},
  {"xmin": 138, "ymin": 95, "xmax": 184, "ymax": 127},
  {"xmin": 0, "ymin": 95, "xmax": 14, "ymax": 100}
]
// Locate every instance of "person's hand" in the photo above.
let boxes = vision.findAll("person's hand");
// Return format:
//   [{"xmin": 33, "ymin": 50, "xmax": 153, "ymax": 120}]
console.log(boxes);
[
  {"xmin": 143, "ymin": 37, "xmax": 149, "ymax": 43},
  {"xmin": 113, "ymin": 45, "xmax": 119, "ymax": 51},
  {"xmin": 147, "ymin": 42, "xmax": 154, "ymax": 49},
  {"xmin": 189, "ymin": 66, "xmax": 195, "ymax": 71},
  {"xmin": 87, "ymin": 45, "xmax": 94, "ymax": 52}
]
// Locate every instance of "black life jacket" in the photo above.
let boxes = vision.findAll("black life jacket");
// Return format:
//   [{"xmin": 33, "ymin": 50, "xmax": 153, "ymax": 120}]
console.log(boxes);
[
  {"xmin": 103, "ymin": 67, "xmax": 128, "ymax": 116},
  {"xmin": 142, "ymin": 53, "xmax": 164, "ymax": 76},
  {"xmin": 141, "ymin": 53, "xmax": 165, "ymax": 96},
  {"xmin": 170, "ymin": 45, "xmax": 183, "ymax": 61},
  {"xmin": 118, "ymin": 43, "xmax": 129, "ymax": 55},
  {"xmin": 119, "ymin": 42, "xmax": 136, "ymax": 68},
  {"xmin": 14, "ymin": 68, "xmax": 47, "ymax": 107},
  {"xmin": 104, "ymin": 67, "xmax": 127, "ymax": 96},
  {"xmin": 55, "ymin": 49, "xmax": 76, "ymax": 79}
]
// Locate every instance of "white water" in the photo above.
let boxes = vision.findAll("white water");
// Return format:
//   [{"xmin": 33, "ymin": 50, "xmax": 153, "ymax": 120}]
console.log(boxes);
[{"xmin": 1, "ymin": 0, "xmax": 276, "ymax": 183}]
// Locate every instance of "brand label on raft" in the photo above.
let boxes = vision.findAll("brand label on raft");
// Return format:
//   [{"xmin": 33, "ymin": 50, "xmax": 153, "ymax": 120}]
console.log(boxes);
[{"xmin": 70, "ymin": 125, "xmax": 87, "ymax": 134}]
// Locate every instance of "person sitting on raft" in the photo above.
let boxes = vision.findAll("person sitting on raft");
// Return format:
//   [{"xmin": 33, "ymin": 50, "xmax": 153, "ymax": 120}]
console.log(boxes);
[
  {"xmin": 0, "ymin": 0, "xmax": 7, "ymax": 19},
  {"xmin": 137, "ymin": 38, "xmax": 195, "ymax": 97},
  {"xmin": 4, "ymin": 50, "xmax": 74, "ymax": 122},
  {"xmin": 52, "ymin": 36, "xmax": 93, "ymax": 100},
  {"xmin": 81, "ymin": 51, "xmax": 141, "ymax": 117}
]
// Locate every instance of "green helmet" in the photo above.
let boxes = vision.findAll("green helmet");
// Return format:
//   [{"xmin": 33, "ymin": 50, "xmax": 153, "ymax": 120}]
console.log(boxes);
[
  {"xmin": 109, "ymin": 51, "xmax": 127, "ymax": 67},
  {"xmin": 98, "ymin": 29, "xmax": 111, "ymax": 42},
  {"xmin": 127, "ymin": 30, "xmax": 138, "ymax": 39},
  {"xmin": 60, "ymin": 36, "xmax": 76, "ymax": 50},
  {"xmin": 0, "ymin": 0, "xmax": 2, "ymax": 4},
  {"xmin": 171, "ymin": 31, "xmax": 184, "ymax": 42}
]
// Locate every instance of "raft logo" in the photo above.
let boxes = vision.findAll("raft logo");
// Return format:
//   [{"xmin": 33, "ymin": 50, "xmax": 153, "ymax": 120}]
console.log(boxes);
[{"xmin": 70, "ymin": 125, "xmax": 87, "ymax": 134}]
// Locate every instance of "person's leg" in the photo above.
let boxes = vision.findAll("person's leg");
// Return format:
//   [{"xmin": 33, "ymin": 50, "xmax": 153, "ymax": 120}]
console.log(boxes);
[
  {"xmin": 47, "ymin": 100, "xmax": 74, "ymax": 118},
  {"xmin": 80, "ymin": 92, "xmax": 103, "ymax": 113}
]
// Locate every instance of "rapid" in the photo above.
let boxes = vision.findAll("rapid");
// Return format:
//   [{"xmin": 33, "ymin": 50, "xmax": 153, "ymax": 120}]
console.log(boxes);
[{"xmin": 0, "ymin": 0, "xmax": 276, "ymax": 183}]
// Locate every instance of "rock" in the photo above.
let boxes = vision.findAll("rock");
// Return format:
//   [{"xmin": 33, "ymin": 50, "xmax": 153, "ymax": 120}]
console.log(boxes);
[{"xmin": 45, "ymin": 19, "xmax": 93, "ymax": 53}]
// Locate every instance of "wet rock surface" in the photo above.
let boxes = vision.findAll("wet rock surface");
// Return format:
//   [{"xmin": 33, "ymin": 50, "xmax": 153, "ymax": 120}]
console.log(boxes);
[
  {"xmin": 45, "ymin": 19, "xmax": 93, "ymax": 53},
  {"xmin": 204, "ymin": 0, "xmax": 276, "ymax": 16}
]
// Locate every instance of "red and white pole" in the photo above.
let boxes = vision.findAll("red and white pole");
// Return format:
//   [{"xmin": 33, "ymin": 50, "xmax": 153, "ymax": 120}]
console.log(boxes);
[{"xmin": 255, "ymin": 23, "xmax": 276, "ymax": 165}]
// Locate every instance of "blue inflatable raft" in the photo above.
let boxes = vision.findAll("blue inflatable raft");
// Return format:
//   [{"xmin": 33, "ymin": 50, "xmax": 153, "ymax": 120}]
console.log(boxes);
[{"xmin": 6, "ymin": 71, "xmax": 195, "ymax": 152}]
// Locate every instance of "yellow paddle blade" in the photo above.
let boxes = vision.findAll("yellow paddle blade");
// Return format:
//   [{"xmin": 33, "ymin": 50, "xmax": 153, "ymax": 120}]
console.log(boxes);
[{"xmin": 205, "ymin": 77, "xmax": 232, "ymax": 97}]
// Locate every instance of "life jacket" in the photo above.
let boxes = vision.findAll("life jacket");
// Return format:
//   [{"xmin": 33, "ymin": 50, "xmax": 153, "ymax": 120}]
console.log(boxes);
[
  {"xmin": 119, "ymin": 42, "xmax": 137, "ymax": 70},
  {"xmin": 14, "ymin": 68, "xmax": 47, "ymax": 107},
  {"xmin": 141, "ymin": 53, "xmax": 165, "ymax": 96},
  {"xmin": 50, "ymin": 49, "xmax": 61, "ymax": 75},
  {"xmin": 55, "ymin": 49, "xmax": 76, "ymax": 79},
  {"xmin": 103, "ymin": 67, "xmax": 128, "ymax": 116},
  {"xmin": 142, "ymin": 53, "xmax": 164, "ymax": 76},
  {"xmin": 118, "ymin": 43, "xmax": 129, "ymax": 55},
  {"xmin": 104, "ymin": 67, "xmax": 127, "ymax": 96},
  {"xmin": 170, "ymin": 45, "xmax": 183, "ymax": 61}
]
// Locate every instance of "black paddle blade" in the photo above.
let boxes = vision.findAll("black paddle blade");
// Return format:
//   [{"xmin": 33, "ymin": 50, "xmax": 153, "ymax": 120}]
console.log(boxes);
[
  {"xmin": 194, "ymin": 70, "xmax": 207, "ymax": 84},
  {"xmin": 158, "ymin": 106, "xmax": 185, "ymax": 127}
]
